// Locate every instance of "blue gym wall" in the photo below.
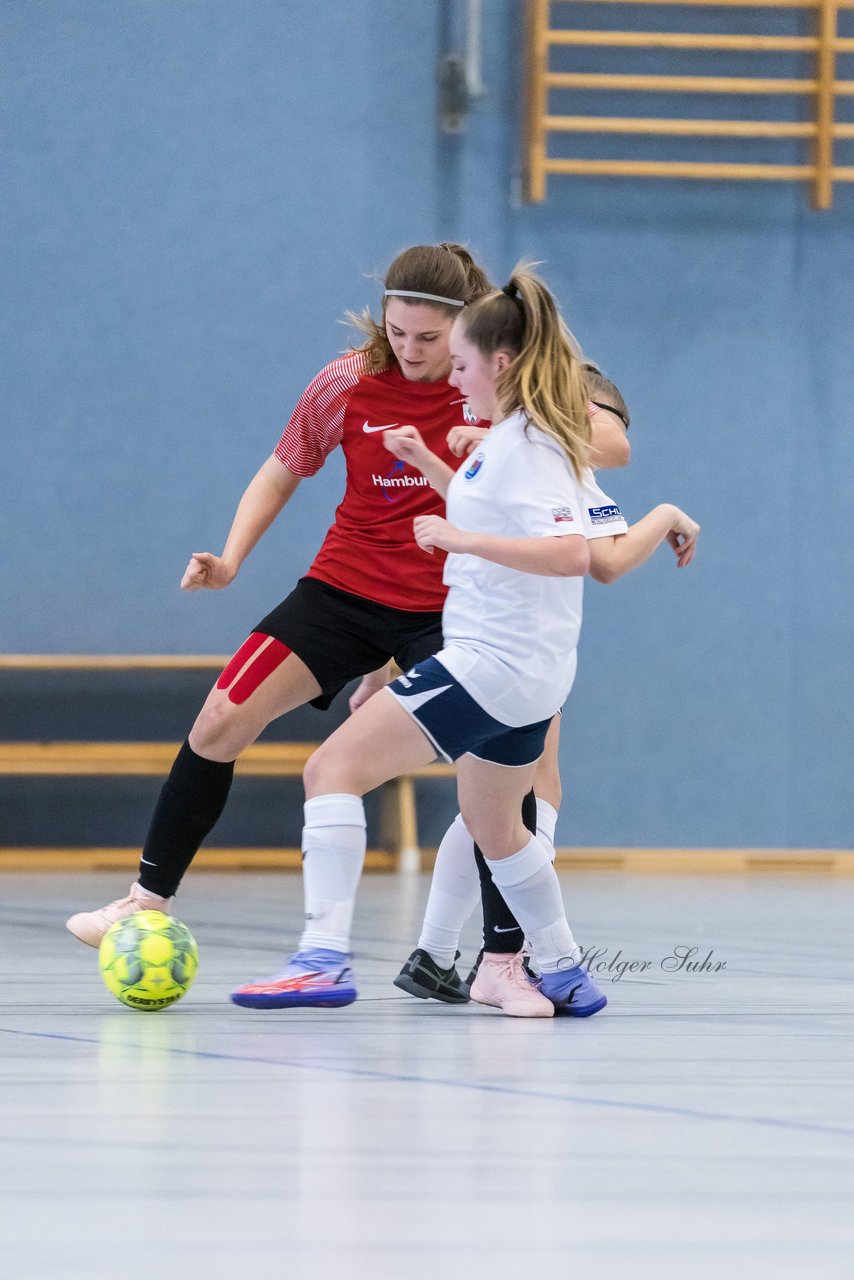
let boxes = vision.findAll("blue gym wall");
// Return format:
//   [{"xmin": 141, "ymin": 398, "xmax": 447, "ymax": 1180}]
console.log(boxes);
[{"xmin": 3, "ymin": 0, "xmax": 852, "ymax": 849}]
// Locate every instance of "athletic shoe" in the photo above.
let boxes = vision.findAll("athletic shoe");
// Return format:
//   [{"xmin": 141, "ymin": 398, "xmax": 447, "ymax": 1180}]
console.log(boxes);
[
  {"xmin": 230, "ymin": 948, "xmax": 357, "ymax": 1009},
  {"xmin": 469, "ymin": 951, "xmax": 555, "ymax": 1018},
  {"xmin": 66, "ymin": 881, "xmax": 174, "ymax": 948},
  {"xmin": 465, "ymin": 949, "xmax": 484, "ymax": 987},
  {"xmin": 393, "ymin": 948, "xmax": 470, "ymax": 1004},
  {"xmin": 539, "ymin": 964, "xmax": 607, "ymax": 1017},
  {"xmin": 466, "ymin": 948, "xmax": 538, "ymax": 985}
]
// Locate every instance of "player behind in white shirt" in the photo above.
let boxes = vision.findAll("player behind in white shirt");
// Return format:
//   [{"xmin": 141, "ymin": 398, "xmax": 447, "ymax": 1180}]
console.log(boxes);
[{"xmin": 231, "ymin": 265, "xmax": 699, "ymax": 1015}]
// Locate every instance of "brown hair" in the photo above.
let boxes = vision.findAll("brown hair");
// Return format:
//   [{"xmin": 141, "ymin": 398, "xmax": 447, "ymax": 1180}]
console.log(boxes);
[
  {"xmin": 583, "ymin": 363, "xmax": 630, "ymax": 429},
  {"xmin": 459, "ymin": 265, "xmax": 591, "ymax": 478},
  {"xmin": 348, "ymin": 243, "xmax": 491, "ymax": 373}
]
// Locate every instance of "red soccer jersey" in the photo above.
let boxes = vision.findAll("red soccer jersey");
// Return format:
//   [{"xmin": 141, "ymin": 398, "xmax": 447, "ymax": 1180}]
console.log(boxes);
[{"xmin": 275, "ymin": 353, "xmax": 470, "ymax": 611}]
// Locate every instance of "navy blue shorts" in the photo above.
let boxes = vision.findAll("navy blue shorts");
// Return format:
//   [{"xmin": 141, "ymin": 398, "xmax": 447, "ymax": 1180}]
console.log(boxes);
[{"xmin": 386, "ymin": 656, "xmax": 551, "ymax": 767}]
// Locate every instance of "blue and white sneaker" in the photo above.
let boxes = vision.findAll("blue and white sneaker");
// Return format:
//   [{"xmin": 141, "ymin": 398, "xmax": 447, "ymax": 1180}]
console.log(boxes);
[
  {"xmin": 230, "ymin": 948, "xmax": 357, "ymax": 1009},
  {"xmin": 539, "ymin": 964, "xmax": 607, "ymax": 1017}
]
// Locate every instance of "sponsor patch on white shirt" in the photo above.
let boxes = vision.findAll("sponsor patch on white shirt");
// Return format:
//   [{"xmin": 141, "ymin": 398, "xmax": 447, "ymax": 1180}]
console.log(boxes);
[{"xmin": 588, "ymin": 503, "xmax": 623, "ymax": 524}]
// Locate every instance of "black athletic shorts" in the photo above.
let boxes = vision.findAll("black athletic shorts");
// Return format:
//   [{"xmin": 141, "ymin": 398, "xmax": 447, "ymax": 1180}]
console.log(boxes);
[{"xmin": 254, "ymin": 576, "xmax": 445, "ymax": 710}]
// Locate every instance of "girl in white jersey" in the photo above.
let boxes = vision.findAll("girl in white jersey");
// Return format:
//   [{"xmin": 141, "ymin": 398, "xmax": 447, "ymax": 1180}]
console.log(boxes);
[{"xmin": 231, "ymin": 267, "xmax": 699, "ymax": 1015}]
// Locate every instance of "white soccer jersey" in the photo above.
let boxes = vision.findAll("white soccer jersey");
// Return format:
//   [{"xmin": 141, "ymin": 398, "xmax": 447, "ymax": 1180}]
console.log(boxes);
[{"xmin": 438, "ymin": 409, "xmax": 628, "ymax": 726}]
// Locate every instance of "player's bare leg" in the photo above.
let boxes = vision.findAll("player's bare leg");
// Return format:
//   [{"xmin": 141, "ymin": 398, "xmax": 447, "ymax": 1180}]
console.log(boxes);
[
  {"xmin": 395, "ymin": 712, "xmax": 566, "ymax": 1004},
  {"xmin": 527, "ymin": 711, "xmax": 562, "ymax": 864},
  {"xmin": 458, "ymin": 755, "xmax": 606, "ymax": 1019},
  {"xmin": 453, "ymin": 756, "xmax": 555, "ymax": 1017},
  {"xmin": 231, "ymin": 689, "xmax": 439, "ymax": 1009},
  {"xmin": 189, "ymin": 635, "xmax": 323, "ymax": 762},
  {"xmin": 66, "ymin": 639, "xmax": 325, "ymax": 947}
]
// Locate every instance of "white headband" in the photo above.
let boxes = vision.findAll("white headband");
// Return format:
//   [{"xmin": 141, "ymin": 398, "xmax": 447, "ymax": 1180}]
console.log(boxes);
[{"xmin": 384, "ymin": 289, "xmax": 466, "ymax": 307}]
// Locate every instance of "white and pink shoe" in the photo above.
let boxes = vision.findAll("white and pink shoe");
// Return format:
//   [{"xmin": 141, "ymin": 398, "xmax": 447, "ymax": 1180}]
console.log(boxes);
[
  {"xmin": 469, "ymin": 951, "xmax": 554, "ymax": 1018},
  {"xmin": 66, "ymin": 881, "xmax": 174, "ymax": 948}
]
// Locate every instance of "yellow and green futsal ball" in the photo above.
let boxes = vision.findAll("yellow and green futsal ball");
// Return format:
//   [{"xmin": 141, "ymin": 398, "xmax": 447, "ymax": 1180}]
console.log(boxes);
[{"xmin": 98, "ymin": 910, "xmax": 198, "ymax": 1010}]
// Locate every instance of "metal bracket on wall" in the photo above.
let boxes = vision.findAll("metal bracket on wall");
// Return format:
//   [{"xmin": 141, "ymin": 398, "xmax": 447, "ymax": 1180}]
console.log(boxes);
[{"xmin": 439, "ymin": 53, "xmax": 472, "ymax": 133}]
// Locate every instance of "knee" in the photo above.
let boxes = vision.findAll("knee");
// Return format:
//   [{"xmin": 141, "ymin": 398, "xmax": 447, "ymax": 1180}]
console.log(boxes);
[
  {"xmin": 460, "ymin": 807, "xmax": 497, "ymax": 856},
  {"xmin": 460, "ymin": 807, "xmax": 526, "ymax": 861},
  {"xmin": 189, "ymin": 699, "xmax": 250, "ymax": 761},
  {"xmin": 303, "ymin": 742, "xmax": 343, "ymax": 797}
]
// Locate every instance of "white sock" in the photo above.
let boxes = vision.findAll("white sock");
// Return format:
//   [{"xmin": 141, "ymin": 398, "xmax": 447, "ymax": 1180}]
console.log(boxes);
[
  {"xmin": 417, "ymin": 814, "xmax": 480, "ymax": 969},
  {"xmin": 486, "ymin": 836, "xmax": 579, "ymax": 973},
  {"xmin": 299, "ymin": 793, "xmax": 367, "ymax": 953},
  {"xmin": 535, "ymin": 798, "xmax": 558, "ymax": 863}
]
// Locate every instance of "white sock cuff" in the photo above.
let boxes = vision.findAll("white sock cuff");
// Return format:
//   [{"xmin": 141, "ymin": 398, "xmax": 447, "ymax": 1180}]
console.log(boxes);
[
  {"xmin": 303, "ymin": 793, "xmax": 367, "ymax": 829},
  {"xmin": 486, "ymin": 836, "xmax": 550, "ymax": 888},
  {"xmin": 535, "ymin": 798, "xmax": 558, "ymax": 844}
]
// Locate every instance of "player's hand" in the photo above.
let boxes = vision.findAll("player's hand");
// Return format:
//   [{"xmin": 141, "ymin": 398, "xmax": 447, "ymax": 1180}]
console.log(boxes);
[
  {"xmin": 413, "ymin": 515, "xmax": 466, "ymax": 555},
  {"xmin": 383, "ymin": 426, "xmax": 430, "ymax": 467},
  {"xmin": 447, "ymin": 424, "xmax": 488, "ymax": 457},
  {"xmin": 666, "ymin": 510, "xmax": 700, "ymax": 568},
  {"xmin": 348, "ymin": 665, "xmax": 392, "ymax": 714},
  {"xmin": 180, "ymin": 552, "xmax": 236, "ymax": 592}
]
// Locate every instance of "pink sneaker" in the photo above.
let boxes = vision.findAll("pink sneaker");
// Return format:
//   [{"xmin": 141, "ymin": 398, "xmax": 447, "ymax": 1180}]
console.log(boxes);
[
  {"xmin": 469, "ymin": 951, "xmax": 555, "ymax": 1019},
  {"xmin": 66, "ymin": 881, "xmax": 175, "ymax": 948}
]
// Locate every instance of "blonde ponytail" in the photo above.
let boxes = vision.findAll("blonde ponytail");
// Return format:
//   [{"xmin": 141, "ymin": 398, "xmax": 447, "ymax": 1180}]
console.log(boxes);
[{"xmin": 459, "ymin": 265, "xmax": 591, "ymax": 478}]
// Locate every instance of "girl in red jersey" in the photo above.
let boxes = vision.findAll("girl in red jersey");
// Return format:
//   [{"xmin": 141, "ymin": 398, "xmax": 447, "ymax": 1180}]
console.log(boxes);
[{"xmin": 65, "ymin": 244, "xmax": 629, "ymax": 977}]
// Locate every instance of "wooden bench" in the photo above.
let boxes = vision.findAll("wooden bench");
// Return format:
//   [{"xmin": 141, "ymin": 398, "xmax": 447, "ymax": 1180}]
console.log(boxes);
[
  {"xmin": 0, "ymin": 655, "xmax": 457, "ymax": 871},
  {"xmin": 0, "ymin": 739, "xmax": 455, "ymax": 870}
]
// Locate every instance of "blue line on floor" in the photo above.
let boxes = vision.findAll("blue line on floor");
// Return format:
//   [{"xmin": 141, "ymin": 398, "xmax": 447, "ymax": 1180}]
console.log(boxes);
[{"xmin": 2, "ymin": 1024, "xmax": 852, "ymax": 1142}]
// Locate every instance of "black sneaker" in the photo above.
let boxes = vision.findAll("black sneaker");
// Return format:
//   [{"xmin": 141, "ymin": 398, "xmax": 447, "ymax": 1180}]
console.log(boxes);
[
  {"xmin": 466, "ymin": 948, "xmax": 538, "ymax": 986},
  {"xmin": 393, "ymin": 948, "xmax": 470, "ymax": 1004},
  {"xmin": 465, "ymin": 949, "xmax": 484, "ymax": 987}
]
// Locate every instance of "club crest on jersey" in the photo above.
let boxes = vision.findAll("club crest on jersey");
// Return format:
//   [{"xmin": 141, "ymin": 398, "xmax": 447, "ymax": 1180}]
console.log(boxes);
[
  {"xmin": 464, "ymin": 452, "xmax": 485, "ymax": 479},
  {"xmin": 552, "ymin": 506, "xmax": 575, "ymax": 523},
  {"xmin": 450, "ymin": 397, "xmax": 478, "ymax": 426},
  {"xmin": 588, "ymin": 504, "xmax": 623, "ymax": 524}
]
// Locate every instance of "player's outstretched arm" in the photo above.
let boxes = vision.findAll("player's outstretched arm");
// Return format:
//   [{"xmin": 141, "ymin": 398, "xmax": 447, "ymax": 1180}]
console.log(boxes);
[
  {"xmin": 180, "ymin": 454, "xmax": 303, "ymax": 592},
  {"xmin": 415, "ymin": 517, "xmax": 590, "ymax": 578},
  {"xmin": 588, "ymin": 504, "xmax": 699, "ymax": 585},
  {"xmin": 448, "ymin": 413, "xmax": 630, "ymax": 468}
]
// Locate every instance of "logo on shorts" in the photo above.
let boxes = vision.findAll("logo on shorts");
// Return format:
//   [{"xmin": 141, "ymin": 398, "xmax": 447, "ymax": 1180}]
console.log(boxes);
[
  {"xmin": 552, "ymin": 506, "xmax": 575, "ymax": 523},
  {"xmin": 464, "ymin": 452, "xmax": 485, "ymax": 479},
  {"xmin": 588, "ymin": 504, "xmax": 623, "ymax": 524}
]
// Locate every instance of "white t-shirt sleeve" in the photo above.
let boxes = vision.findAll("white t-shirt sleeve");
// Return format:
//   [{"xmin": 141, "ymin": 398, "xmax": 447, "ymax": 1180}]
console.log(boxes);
[
  {"xmin": 578, "ymin": 471, "xmax": 629, "ymax": 540},
  {"xmin": 500, "ymin": 436, "xmax": 587, "ymax": 538}
]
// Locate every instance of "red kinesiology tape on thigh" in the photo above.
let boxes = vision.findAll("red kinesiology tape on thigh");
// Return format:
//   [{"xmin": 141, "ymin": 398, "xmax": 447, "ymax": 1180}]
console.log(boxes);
[
  {"xmin": 216, "ymin": 632, "xmax": 268, "ymax": 690},
  {"xmin": 226, "ymin": 637, "xmax": 292, "ymax": 704}
]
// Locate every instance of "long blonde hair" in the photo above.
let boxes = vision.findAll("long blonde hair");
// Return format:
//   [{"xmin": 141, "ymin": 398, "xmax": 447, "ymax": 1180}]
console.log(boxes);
[
  {"xmin": 459, "ymin": 265, "xmax": 591, "ymax": 478},
  {"xmin": 348, "ymin": 243, "xmax": 491, "ymax": 374}
]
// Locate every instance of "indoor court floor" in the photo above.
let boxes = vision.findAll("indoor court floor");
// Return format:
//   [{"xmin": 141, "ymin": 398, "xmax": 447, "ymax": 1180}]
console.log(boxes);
[{"xmin": 1, "ymin": 869, "xmax": 852, "ymax": 1280}]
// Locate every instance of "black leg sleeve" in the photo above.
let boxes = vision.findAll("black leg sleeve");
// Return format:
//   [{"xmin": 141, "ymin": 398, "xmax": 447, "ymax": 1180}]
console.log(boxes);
[
  {"xmin": 137, "ymin": 740, "xmax": 235, "ymax": 898},
  {"xmin": 475, "ymin": 788, "xmax": 538, "ymax": 954}
]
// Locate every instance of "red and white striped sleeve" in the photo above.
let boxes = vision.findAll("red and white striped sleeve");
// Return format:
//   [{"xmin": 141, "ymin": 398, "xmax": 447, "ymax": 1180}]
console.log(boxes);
[{"xmin": 274, "ymin": 352, "xmax": 368, "ymax": 476}]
